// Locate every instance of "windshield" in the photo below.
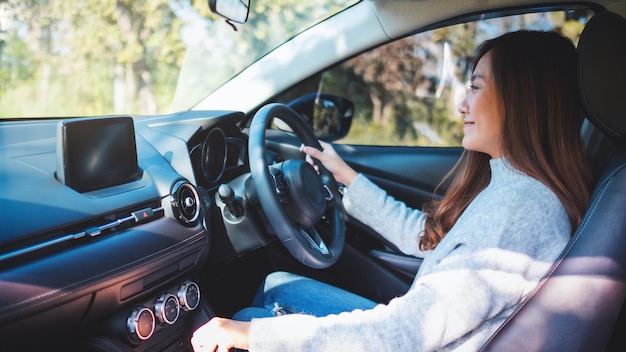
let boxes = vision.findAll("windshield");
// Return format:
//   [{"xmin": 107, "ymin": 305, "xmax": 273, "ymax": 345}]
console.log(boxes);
[{"xmin": 0, "ymin": 0, "xmax": 358, "ymax": 118}]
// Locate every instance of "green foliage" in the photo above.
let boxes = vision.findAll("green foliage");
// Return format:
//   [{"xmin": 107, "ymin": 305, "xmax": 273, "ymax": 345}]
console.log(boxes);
[
  {"xmin": 298, "ymin": 9, "xmax": 594, "ymax": 147},
  {"xmin": 0, "ymin": 0, "xmax": 191, "ymax": 117},
  {"xmin": 0, "ymin": 1, "xmax": 594, "ymax": 126}
]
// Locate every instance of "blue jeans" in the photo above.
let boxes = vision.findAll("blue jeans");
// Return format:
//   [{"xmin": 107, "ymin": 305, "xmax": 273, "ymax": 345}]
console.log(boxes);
[{"xmin": 232, "ymin": 271, "xmax": 378, "ymax": 321}]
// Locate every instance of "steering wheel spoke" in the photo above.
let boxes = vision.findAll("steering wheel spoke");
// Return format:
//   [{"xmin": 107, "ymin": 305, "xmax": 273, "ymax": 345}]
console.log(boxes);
[{"xmin": 300, "ymin": 226, "xmax": 330, "ymax": 256}]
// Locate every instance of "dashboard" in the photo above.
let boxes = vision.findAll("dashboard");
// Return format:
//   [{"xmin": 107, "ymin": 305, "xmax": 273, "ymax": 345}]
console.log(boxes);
[{"xmin": 0, "ymin": 110, "xmax": 251, "ymax": 350}]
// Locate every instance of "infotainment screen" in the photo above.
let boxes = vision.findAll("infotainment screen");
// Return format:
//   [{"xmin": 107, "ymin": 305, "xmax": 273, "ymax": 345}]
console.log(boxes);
[{"xmin": 56, "ymin": 116, "xmax": 141, "ymax": 193}]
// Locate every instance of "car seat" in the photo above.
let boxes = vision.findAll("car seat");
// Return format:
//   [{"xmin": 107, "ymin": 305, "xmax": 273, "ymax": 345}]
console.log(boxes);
[{"xmin": 481, "ymin": 10, "xmax": 626, "ymax": 351}]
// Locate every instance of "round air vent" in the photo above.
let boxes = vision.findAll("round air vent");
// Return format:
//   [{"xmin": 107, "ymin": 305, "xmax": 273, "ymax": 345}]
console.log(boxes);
[{"xmin": 170, "ymin": 180, "xmax": 201, "ymax": 226}]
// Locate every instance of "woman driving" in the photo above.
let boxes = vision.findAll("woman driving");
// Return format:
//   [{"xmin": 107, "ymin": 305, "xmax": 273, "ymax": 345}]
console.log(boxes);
[{"xmin": 191, "ymin": 30, "xmax": 593, "ymax": 352}]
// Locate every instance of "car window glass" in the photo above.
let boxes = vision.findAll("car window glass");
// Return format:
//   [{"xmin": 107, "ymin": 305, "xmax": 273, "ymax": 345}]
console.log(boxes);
[{"xmin": 275, "ymin": 7, "xmax": 594, "ymax": 147}]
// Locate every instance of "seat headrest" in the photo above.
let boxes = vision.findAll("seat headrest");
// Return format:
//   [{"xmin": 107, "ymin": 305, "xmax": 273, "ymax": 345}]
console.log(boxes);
[{"xmin": 578, "ymin": 11, "xmax": 626, "ymax": 139}]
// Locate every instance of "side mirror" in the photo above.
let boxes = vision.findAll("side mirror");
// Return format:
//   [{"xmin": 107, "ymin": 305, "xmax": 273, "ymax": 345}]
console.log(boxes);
[
  {"xmin": 208, "ymin": 0, "xmax": 250, "ymax": 24},
  {"xmin": 287, "ymin": 93, "xmax": 354, "ymax": 142}
]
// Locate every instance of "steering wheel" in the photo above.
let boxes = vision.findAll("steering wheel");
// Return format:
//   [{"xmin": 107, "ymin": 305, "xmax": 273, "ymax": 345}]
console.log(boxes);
[{"xmin": 248, "ymin": 103, "xmax": 345, "ymax": 269}]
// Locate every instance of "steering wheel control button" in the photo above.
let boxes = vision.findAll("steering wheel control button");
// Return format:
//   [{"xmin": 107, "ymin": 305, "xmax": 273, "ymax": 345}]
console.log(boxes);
[
  {"xmin": 177, "ymin": 281, "xmax": 201, "ymax": 311},
  {"xmin": 155, "ymin": 293, "xmax": 180, "ymax": 325},
  {"xmin": 323, "ymin": 185, "xmax": 333, "ymax": 201},
  {"xmin": 127, "ymin": 306, "xmax": 155, "ymax": 341},
  {"xmin": 271, "ymin": 171, "xmax": 289, "ymax": 203}
]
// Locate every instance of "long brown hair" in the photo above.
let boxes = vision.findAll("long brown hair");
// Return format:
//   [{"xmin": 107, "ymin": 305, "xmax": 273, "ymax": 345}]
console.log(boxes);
[{"xmin": 420, "ymin": 31, "xmax": 593, "ymax": 251}]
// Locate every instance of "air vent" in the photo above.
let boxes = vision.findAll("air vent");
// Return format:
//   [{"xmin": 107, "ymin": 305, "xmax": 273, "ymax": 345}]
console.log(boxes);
[{"xmin": 170, "ymin": 181, "xmax": 200, "ymax": 226}]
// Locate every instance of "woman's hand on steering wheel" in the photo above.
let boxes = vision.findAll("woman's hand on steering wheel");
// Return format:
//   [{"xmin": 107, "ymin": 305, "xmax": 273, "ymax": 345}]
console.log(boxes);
[{"xmin": 300, "ymin": 141, "xmax": 358, "ymax": 187}]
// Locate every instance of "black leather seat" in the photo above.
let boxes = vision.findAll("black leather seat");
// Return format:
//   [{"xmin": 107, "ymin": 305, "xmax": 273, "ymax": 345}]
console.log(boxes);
[{"xmin": 481, "ymin": 11, "xmax": 626, "ymax": 351}]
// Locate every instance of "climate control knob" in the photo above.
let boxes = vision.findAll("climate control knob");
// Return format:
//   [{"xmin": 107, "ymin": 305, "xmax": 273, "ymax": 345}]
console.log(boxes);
[
  {"xmin": 177, "ymin": 280, "xmax": 201, "ymax": 311},
  {"xmin": 127, "ymin": 306, "xmax": 155, "ymax": 341},
  {"xmin": 155, "ymin": 293, "xmax": 180, "ymax": 325}
]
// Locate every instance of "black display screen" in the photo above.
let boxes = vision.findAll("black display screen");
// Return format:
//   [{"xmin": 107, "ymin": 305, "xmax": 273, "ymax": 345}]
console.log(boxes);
[{"xmin": 56, "ymin": 116, "xmax": 140, "ymax": 193}]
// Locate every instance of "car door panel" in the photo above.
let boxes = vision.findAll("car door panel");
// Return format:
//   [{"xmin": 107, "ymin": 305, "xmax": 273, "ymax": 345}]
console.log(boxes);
[{"xmin": 333, "ymin": 144, "xmax": 462, "ymax": 208}]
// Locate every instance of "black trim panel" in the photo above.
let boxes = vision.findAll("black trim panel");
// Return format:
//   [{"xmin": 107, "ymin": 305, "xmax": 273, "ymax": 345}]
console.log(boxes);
[{"xmin": 0, "ymin": 217, "xmax": 208, "ymax": 345}]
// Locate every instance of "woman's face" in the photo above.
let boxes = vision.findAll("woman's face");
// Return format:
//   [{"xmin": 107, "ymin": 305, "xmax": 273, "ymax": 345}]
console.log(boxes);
[{"xmin": 458, "ymin": 52, "xmax": 504, "ymax": 158}]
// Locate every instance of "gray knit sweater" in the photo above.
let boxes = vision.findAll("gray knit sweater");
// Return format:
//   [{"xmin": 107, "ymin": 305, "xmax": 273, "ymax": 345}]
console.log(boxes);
[{"xmin": 248, "ymin": 158, "xmax": 570, "ymax": 351}]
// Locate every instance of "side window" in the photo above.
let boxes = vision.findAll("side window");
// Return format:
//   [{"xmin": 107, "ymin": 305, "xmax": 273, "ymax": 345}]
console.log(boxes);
[{"xmin": 275, "ymin": 8, "xmax": 593, "ymax": 147}]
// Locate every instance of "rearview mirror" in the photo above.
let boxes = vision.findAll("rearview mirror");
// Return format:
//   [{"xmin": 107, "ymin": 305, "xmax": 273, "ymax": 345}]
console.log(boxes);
[
  {"xmin": 208, "ymin": 0, "xmax": 250, "ymax": 24},
  {"xmin": 287, "ymin": 93, "xmax": 354, "ymax": 142}
]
